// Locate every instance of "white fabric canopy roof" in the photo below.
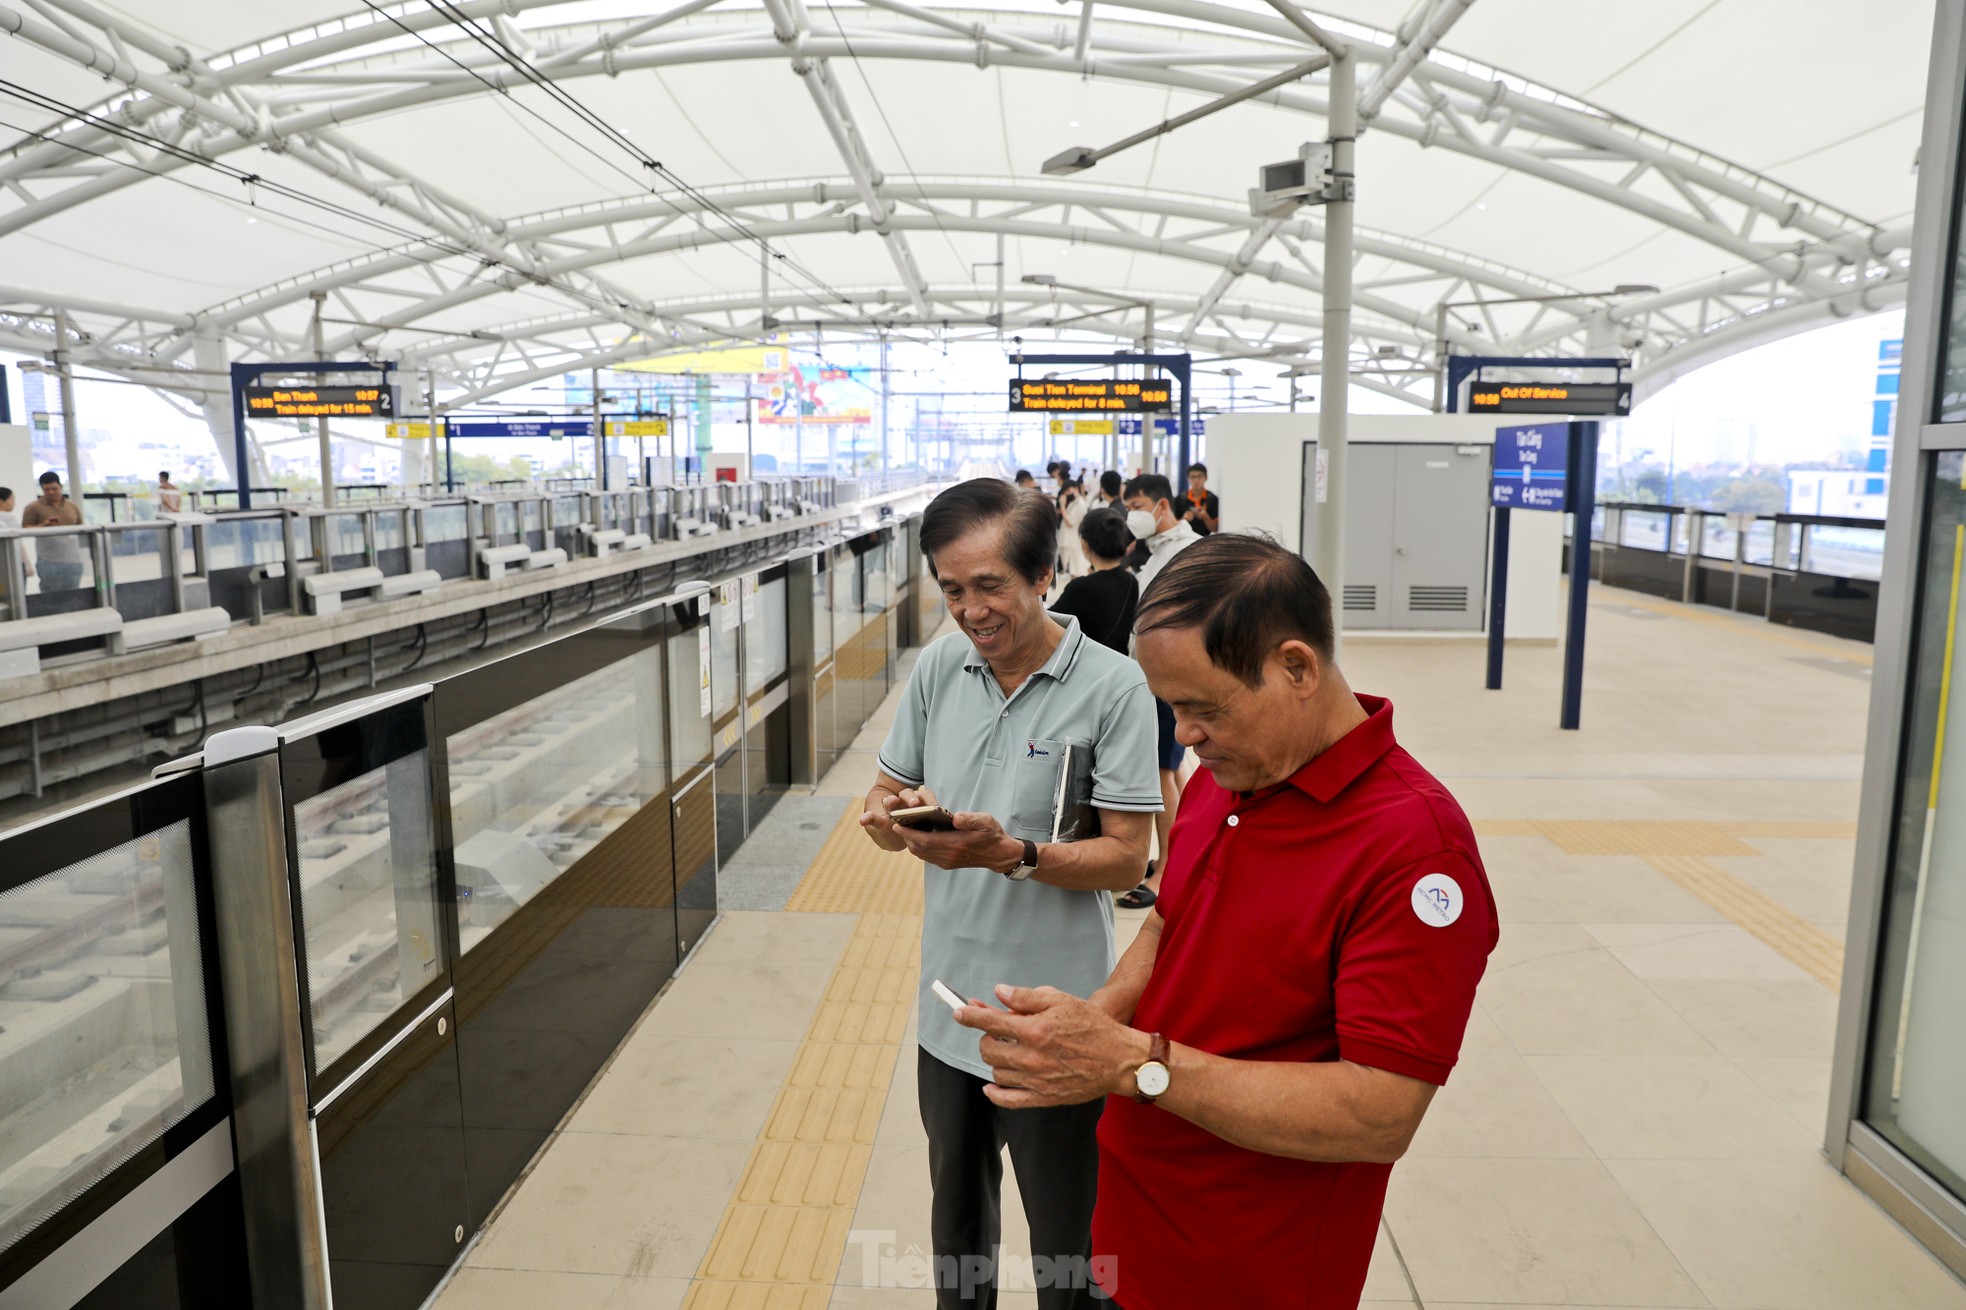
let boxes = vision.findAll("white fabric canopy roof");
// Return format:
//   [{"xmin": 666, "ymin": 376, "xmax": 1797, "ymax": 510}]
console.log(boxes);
[{"xmin": 0, "ymin": 0, "xmax": 1932, "ymax": 411}]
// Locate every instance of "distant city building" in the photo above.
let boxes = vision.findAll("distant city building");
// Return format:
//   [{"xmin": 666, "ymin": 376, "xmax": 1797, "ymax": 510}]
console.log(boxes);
[
  {"xmin": 1787, "ymin": 337, "xmax": 1899, "ymax": 518},
  {"xmin": 1868, "ymin": 338, "xmax": 1900, "ymax": 496},
  {"xmin": 20, "ymin": 368, "xmax": 65, "ymax": 470},
  {"xmin": 1787, "ymin": 469, "xmax": 1889, "ymax": 518}
]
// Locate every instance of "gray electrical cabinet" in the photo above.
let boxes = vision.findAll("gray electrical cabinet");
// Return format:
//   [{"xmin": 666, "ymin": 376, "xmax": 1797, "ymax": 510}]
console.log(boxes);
[{"xmin": 1299, "ymin": 441, "xmax": 1489, "ymax": 631}]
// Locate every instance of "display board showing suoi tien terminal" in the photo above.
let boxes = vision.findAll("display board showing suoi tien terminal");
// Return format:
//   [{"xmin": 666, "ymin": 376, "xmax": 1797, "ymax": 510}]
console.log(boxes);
[
  {"xmin": 243, "ymin": 384, "xmax": 397, "ymax": 419},
  {"xmin": 1008, "ymin": 377, "xmax": 1173, "ymax": 412}
]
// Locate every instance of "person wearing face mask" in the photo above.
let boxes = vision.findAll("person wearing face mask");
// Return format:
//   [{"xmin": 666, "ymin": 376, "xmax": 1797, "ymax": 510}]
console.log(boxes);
[{"xmin": 1117, "ymin": 474, "xmax": 1200, "ymax": 909}]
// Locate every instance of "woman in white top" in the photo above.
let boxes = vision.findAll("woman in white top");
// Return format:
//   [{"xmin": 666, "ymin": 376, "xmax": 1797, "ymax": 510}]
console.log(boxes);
[{"xmin": 1054, "ymin": 464, "xmax": 1089, "ymax": 580}]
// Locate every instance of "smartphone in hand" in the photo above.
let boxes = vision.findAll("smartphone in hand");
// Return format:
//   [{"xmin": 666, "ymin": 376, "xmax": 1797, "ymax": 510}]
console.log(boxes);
[{"xmin": 891, "ymin": 805, "xmax": 958, "ymax": 831}]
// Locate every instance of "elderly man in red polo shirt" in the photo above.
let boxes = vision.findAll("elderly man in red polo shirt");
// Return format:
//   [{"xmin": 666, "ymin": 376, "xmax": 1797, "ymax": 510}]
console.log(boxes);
[{"xmin": 951, "ymin": 531, "xmax": 1498, "ymax": 1309}]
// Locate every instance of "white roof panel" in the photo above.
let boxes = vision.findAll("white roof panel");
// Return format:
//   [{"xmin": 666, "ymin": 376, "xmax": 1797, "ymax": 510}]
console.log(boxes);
[{"xmin": 0, "ymin": 0, "xmax": 1932, "ymax": 404}]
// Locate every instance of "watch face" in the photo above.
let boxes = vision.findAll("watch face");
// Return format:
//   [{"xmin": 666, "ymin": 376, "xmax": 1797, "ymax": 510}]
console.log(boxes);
[{"xmin": 1136, "ymin": 1061, "xmax": 1171, "ymax": 1098}]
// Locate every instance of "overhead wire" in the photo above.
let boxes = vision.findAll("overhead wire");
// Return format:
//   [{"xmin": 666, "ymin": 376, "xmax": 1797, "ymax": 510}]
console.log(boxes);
[
  {"xmin": 411, "ymin": 0, "xmax": 883, "ymax": 327},
  {"xmin": 0, "ymin": 81, "xmax": 505, "ymax": 256},
  {"xmin": 0, "ymin": 80, "xmax": 739, "ymax": 359},
  {"xmin": 354, "ymin": 0, "xmax": 926, "ymax": 369},
  {"xmin": 10, "ymin": 3, "xmax": 928, "ymax": 387},
  {"xmin": 0, "ymin": 100, "xmax": 678, "ymax": 382}
]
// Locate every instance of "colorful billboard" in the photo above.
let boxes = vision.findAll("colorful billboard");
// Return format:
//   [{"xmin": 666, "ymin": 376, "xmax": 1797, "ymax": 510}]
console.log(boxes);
[{"xmin": 758, "ymin": 363, "xmax": 871, "ymax": 426}]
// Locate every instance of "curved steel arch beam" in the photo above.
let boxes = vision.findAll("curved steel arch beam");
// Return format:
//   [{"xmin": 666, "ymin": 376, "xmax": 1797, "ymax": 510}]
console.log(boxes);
[
  {"xmin": 275, "ymin": 210, "xmax": 1476, "ymax": 362},
  {"xmin": 391, "ymin": 283, "xmax": 1328, "ymax": 367},
  {"xmin": 2, "ymin": 169, "xmax": 1897, "ymax": 408},
  {"xmin": 191, "ymin": 0, "xmax": 1876, "ymax": 248},
  {"xmin": 4, "ymin": 0, "xmax": 1887, "ymax": 284},
  {"xmin": 170, "ymin": 176, "xmax": 1582, "ymax": 342}
]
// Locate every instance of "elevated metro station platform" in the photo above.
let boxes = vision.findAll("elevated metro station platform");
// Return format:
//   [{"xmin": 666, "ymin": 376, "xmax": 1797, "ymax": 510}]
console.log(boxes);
[{"xmin": 423, "ymin": 591, "xmax": 1963, "ymax": 1310}]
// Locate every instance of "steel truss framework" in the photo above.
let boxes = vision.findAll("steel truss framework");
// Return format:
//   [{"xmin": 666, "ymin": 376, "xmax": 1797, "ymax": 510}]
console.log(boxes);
[{"xmin": 0, "ymin": 0, "xmax": 1914, "ymax": 414}]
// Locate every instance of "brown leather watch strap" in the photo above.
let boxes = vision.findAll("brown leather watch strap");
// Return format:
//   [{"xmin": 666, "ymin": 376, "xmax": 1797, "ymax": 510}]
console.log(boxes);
[{"xmin": 1132, "ymin": 1032, "xmax": 1171, "ymax": 1105}]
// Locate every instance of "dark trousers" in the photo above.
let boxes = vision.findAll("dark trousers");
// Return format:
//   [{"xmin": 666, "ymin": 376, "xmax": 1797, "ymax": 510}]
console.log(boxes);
[{"xmin": 918, "ymin": 1046, "xmax": 1108, "ymax": 1309}]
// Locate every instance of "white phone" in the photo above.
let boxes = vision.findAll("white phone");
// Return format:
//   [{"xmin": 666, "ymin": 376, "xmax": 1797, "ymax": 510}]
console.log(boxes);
[{"xmin": 930, "ymin": 979, "xmax": 967, "ymax": 1012}]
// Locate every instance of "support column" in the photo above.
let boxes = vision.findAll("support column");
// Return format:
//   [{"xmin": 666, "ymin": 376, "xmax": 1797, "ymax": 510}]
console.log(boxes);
[
  {"xmin": 592, "ymin": 367, "xmax": 605, "ymax": 491},
  {"xmin": 695, "ymin": 374, "xmax": 713, "ymax": 478},
  {"xmin": 1313, "ymin": 50, "xmax": 1356, "ymax": 653},
  {"xmin": 54, "ymin": 309, "xmax": 81, "ymax": 490},
  {"xmin": 425, "ymin": 370, "xmax": 440, "ymax": 499},
  {"xmin": 311, "ymin": 294, "xmax": 335, "ymax": 508}
]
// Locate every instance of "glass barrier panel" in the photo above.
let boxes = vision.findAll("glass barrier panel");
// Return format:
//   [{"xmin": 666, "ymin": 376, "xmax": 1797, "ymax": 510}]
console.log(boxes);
[
  {"xmin": 865, "ymin": 539, "xmax": 892, "ymax": 612},
  {"xmin": 0, "ymin": 821, "xmax": 214, "ymax": 1257},
  {"xmin": 669, "ymin": 613, "xmax": 714, "ymax": 767},
  {"xmin": 1806, "ymin": 524, "xmax": 1887, "ymax": 581},
  {"xmin": 1744, "ymin": 520, "xmax": 1775, "ymax": 567},
  {"xmin": 753, "ymin": 576, "xmax": 789, "ymax": 685},
  {"xmin": 446, "ymin": 649, "xmax": 667, "ymax": 954},
  {"xmin": 1617, "ymin": 509, "xmax": 1672, "ymax": 551},
  {"xmin": 425, "ymin": 504, "xmax": 468, "ymax": 544},
  {"xmin": 832, "ymin": 551, "xmax": 859, "ymax": 660},
  {"xmin": 494, "ymin": 503, "xmax": 517, "ymax": 540},
  {"xmin": 710, "ymin": 585, "xmax": 739, "ymax": 721},
  {"xmin": 207, "ymin": 516, "xmax": 291, "ymax": 570},
  {"xmin": 374, "ymin": 513, "xmax": 405, "ymax": 554},
  {"xmin": 1863, "ymin": 451, "xmax": 1966, "ymax": 1199},
  {"xmin": 292, "ymin": 751, "xmax": 444, "ymax": 1071},
  {"xmin": 108, "ymin": 527, "xmax": 166, "ymax": 578},
  {"xmin": 327, "ymin": 513, "xmax": 367, "ymax": 559},
  {"xmin": 813, "ymin": 564, "xmax": 834, "ymax": 660},
  {"xmin": 1698, "ymin": 516, "xmax": 1735, "ymax": 560}
]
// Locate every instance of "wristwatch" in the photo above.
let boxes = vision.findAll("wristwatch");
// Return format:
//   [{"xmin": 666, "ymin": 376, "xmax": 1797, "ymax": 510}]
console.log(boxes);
[
  {"xmin": 1005, "ymin": 838, "xmax": 1039, "ymax": 881},
  {"xmin": 1132, "ymin": 1032, "xmax": 1171, "ymax": 1105}
]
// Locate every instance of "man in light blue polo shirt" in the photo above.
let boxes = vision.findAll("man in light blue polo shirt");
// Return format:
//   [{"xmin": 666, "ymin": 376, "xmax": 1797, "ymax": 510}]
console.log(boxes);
[{"xmin": 863, "ymin": 477, "xmax": 1160, "ymax": 1310}]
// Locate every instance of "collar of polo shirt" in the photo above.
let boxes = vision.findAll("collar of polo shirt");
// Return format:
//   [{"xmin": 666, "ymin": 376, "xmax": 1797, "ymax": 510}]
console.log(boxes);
[{"xmin": 1275, "ymin": 695, "xmax": 1398, "ymax": 804}]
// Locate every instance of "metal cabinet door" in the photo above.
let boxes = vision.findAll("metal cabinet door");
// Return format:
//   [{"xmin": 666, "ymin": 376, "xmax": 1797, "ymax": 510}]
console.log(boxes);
[
  {"xmin": 1391, "ymin": 444, "xmax": 1489, "ymax": 630},
  {"xmin": 1342, "ymin": 445, "xmax": 1399, "ymax": 629}
]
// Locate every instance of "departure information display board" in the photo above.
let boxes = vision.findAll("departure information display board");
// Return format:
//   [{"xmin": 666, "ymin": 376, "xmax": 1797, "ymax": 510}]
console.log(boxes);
[
  {"xmin": 1008, "ymin": 377, "xmax": 1172, "ymax": 413},
  {"xmin": 1491, "ymin": 423, "xmax": 1569, "ymax": 512},
  {"xmin": 1469, "ymin": 381, "xmax": 1630, "ymax": 416},
  {"xmin": 244, "ymin": 385, "xmax": 396, "ymax": 419}
]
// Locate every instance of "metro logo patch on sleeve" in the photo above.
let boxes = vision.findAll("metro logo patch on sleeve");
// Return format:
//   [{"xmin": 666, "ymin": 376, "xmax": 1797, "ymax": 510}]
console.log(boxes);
[{"xmin": 1410, "ymin": 872, "xmax": 1465, "ymax": 927}]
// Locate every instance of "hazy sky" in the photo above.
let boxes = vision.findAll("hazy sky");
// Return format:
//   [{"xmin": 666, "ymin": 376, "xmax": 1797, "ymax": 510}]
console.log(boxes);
[{"xmin": 1610, "ymin": 309, "xmax": 1906, "ymax": 470}]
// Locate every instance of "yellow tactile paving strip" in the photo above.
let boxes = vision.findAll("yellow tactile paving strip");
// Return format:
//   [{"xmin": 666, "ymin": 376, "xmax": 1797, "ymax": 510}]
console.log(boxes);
[
  {"xmin": 686, "ymin": 810, "xmax": 925, "ymax": 1308},
  {"xmin": 1473, "ymin": 818, "xmax": 1858, "ymax": 843},
  {"xmin": 783, "ymin": 799, "xmax": 927, "ymax": 915},
  {"xmin": 1643, "ymin": 854, "xmax": 1845, "ymax": 988},
  {"xmin": 1474, "ymin": 819, "xmax": 1848, "ymax": 989},
  {"xmin": 690, "ymin": 808, "xmax": 1851, "ymax": 1305}
]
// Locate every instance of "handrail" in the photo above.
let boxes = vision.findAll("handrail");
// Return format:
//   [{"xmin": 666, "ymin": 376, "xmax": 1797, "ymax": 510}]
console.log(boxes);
[
  {"xmin": 1585, "ymin": 497, "xmax": 1885, "ymax": 640},
  {"xmin": 1594, "ymin": 500, "xmax": 1885, "ymax": 533}
]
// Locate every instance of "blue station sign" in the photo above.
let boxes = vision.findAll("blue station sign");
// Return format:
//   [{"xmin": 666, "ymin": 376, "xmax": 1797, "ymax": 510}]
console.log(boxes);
[
  {"xmin": 447, "ymin": 419, "xmax": 595, "ymax": 439},
  {"xmin": 1491, "ymin": 422, "xmax": 1570, "ymax": 511}
]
